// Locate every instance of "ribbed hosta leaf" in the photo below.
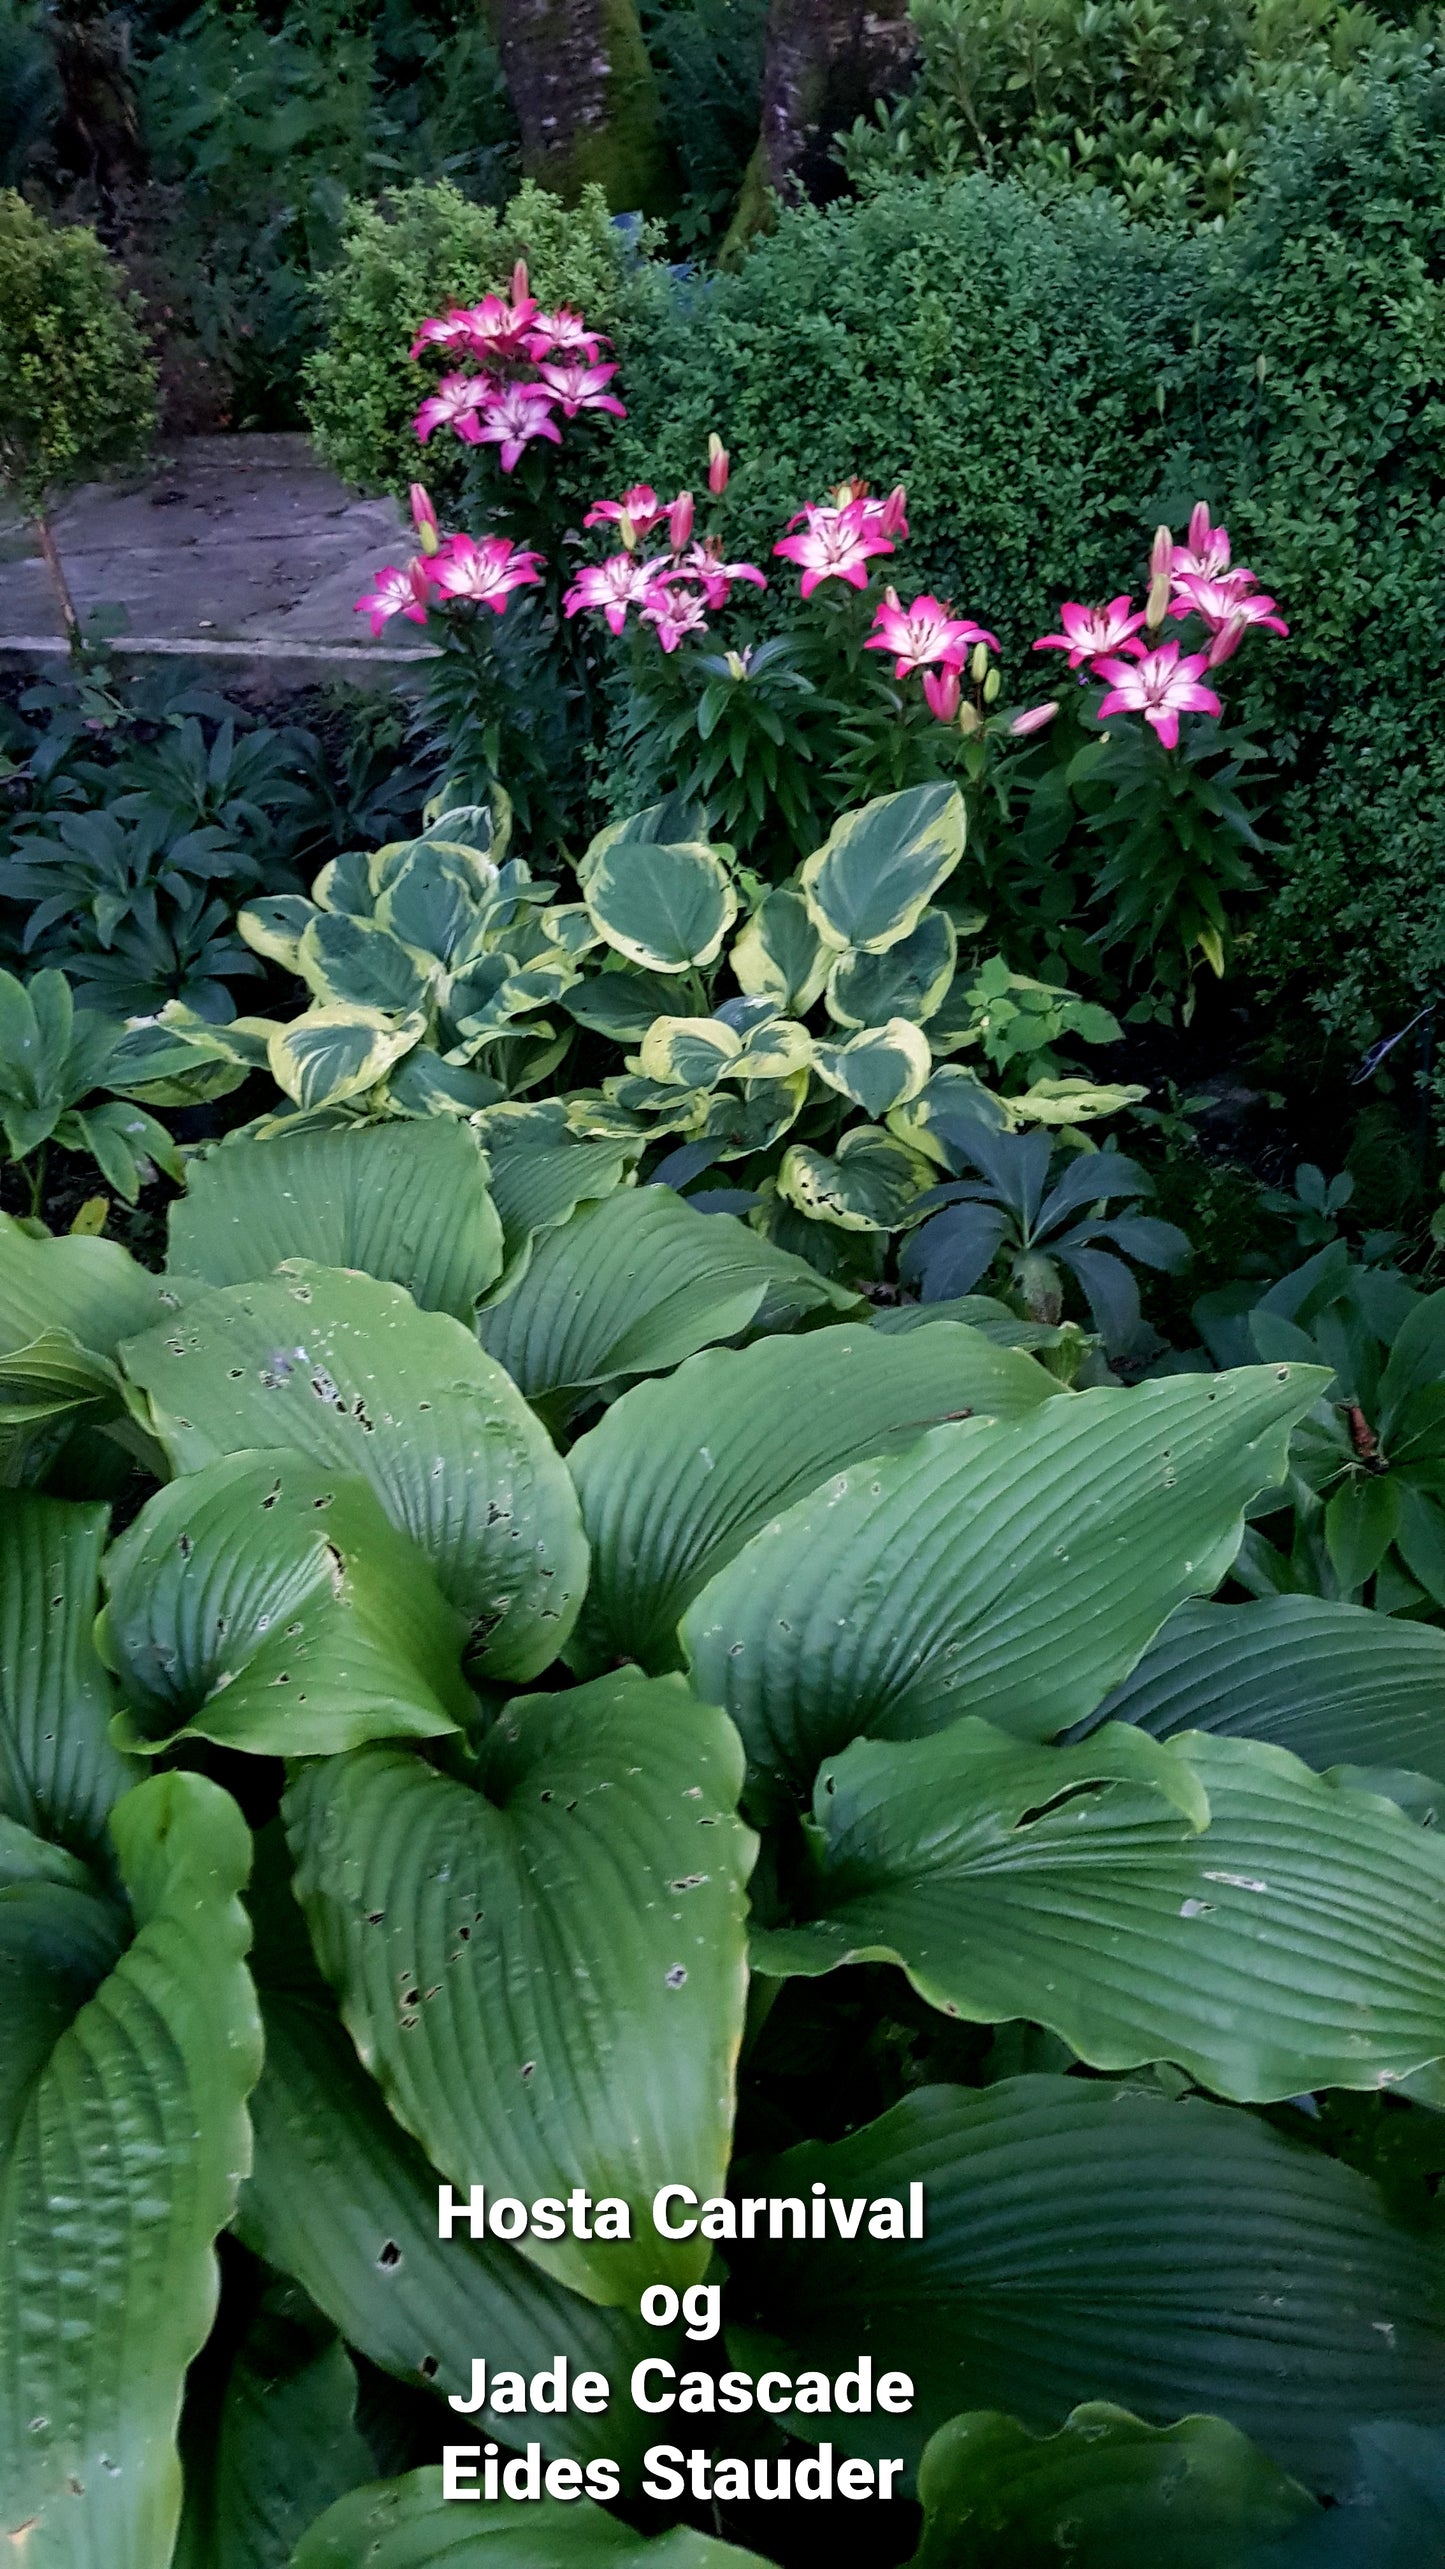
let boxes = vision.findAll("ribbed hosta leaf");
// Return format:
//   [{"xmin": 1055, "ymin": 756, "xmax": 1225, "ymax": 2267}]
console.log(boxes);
[
  {"xmin": 284, "ymin": 1671, "xmax": 755, "ymax": 2306},
  {"xmin": 0, "ymin": 1772, "xmax": 262, "ymax": 2562},
  {"xmin": 1082, "ymin": 1595, "xmax": 1445, "ymax": 1782},
  {"xmin": 475, "ymin": 1188, "xmax": 856, "ymax": 1401},
  {"xmin": 0, "ymin": 1491, "xmax": 135, "ymax": 1854},
  {"xmin": 174, "ymin": 2296, "xmax": 373, "ymax": 2569},
  {"xmin": 567, "ymin": 1322, "xmax": 1060, "ymax": 1676},
  {"xmin": 119, "ymin": 1266, "xmax": 587, "ymax": 1681},
  {"xmin": 168, "ymin": 1124, "xmax": 503, "ymax": 1320},
  {"xmin": 737, "ymin": 2078, "xmax": 1445, "ymax": 2491},
  {"xmin": 0, "ymin": 1213, "xmax": 177, "ymax": 1356},
  {"xmin": 910, "ymin": 2404, "xmax": 1317, "ymax": 2567},
  {"xmin": 474, "ymin": 1103, "xmax": 637, "ymax": 1267},
  {"xmin": 756, "ymin": 1722, "xmax": 1445, "ymax": 2100},
  {"xmin": 294, "ymin": 2472, "xmax": 774, "ymax": 2568},
  {"xmin": 683, "ymin": 1367, "xmax": 1324, "ymax": 1785},
  {"xmin": 98, "ymin": 1452, "xmax": 471, "ymax": 1757}
]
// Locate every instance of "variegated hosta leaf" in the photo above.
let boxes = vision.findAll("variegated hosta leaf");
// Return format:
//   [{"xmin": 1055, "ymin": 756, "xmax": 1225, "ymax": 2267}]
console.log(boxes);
[
  {"xmin": 475, "ymin": 1185, "xmax": 857, "ymax": 1400},
  {"xmin": 154, "ymin": 1003, "xmax": 280, "ymax": 1079},
  {"xmin": 800, "ymin": 781, "xmax": 966, "ymax": 954},
  {"xmin": 693, "ymin": 1072, "xmax": 809, "ymax": 1160},
  {"xmin": 889, "ymin": 1066, "xmax": 1009, "ymax": 1166},
  {"xmin": 812, "ymin": 1017, "xmax": 934, "ymax": 1118},
  {"xmin": 635, "ymin": 1015, "xmax": 743, "ymax": 1091},
  {"xmin": 778, "ymin": 1126, "xmax": 932, "ymax": 1232},
  {"xmin": 311, "ymin": 849, "xmax": 375, "ymax": 918},
  {"xmin": 297, "ymin": 910, "xmax": 436, "ymax": 1015},
  {"xmin": 566, "ymin": 1319, "xmax": 1061, "ymax": 1676},
  {"xmin": 681, "ymin": 1366, "xmax": 1326, "ymax": 1785},
  {"xmin": 294, "ymin": 2472, "xmax": 774, "ymax": 2567},
  {"xmin": 584, "ymin": 838, "xmax": 738, "ymax": 973},
  {"xmin": 385, "ymin": 1049, "xmax": 504, "ymax": 1119},
  {"xmin": 0, "ymin": 1772, "xmax": 262, "ymax": 2564},
  {"xmin": 738, "ymin": 2079, "xmax": 1445, "ymax": 2490},
  {"xmin": 1008, "ymin": 1077, "xmax": 1151, "ymax": 1127},
  {"xmin": 825, "ymin": 907, "xmax": 958, "ymax": 1028},
  {"xmin": 577, "ymin": 792, "xmax": 712, "ymax": 889},
  {"xmin": 601, "ymin": 1073, "xmax": 714, "ymax": 1138},
  {"xmin": 910, "ymin": 2405, "xmax": 1317, "ymax": 2567},
  {"xmin": 731, "ymin": 885, "xmax": 831, "ymax": 1015},
  {"xmin": 756, "ymin": 1719, "xmax": 1445, "ymax": 2101},
  {"xmin": 374, "ymin": 844, "xmax": 499, "ymax": 966},
  {"xmin": 237, "ymin": 893, "xmax": 316, "ymax": 971},
  {"xmin": 119, "ymin": 1265, "xmax": 587, "ymax": 1681},
  {"xmin": 98, "ymin": 1449, "xmax": 472, "ymax": 1757},
  {"xmin": 284, "ymin": 1670, "xmax": 756, "ymax": 2305},
  {"xmin": 267, "ymin": 1007, "xmax": 428, "ymax": 1114},
  {"xmin": 0, "ymin": 1490, "xmax": 136, "ymax": 1853}
]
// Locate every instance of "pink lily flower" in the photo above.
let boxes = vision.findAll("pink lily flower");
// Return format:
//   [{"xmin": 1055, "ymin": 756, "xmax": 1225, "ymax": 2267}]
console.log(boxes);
[
  {"xmin": 1170, "ymin": 572, "xmax": 1288, "ymax": 637},
  {"xmin": 413, "ymin": 374, "xmax": 492, "ymax": 444},
  {"xmin": 432, "ymin": 533, "xmax": 545, "ymax": 614},
  {"xmin": 773, "ymin": 497, "xmax": 896, "ymax": 597},
  {"xmin": 641, "ymin": 583, "xmax": 710, "ymax": 653},
  {"xmin": 454, "ymin": 290, "xmax": 540, "ymax": 362},
  {"xmin": 708, "ymin": 434, "xmax": 729, "ymax": 496},
  {"xmin": 536, "ymin": 360, "xmax": 626, "ymax": 421},
  {"xmin": 473, "ymin": 380, "xmax": 563, "ymax": 472},
  {"xmin": 1009, "ymin": 702, "xmax": 1061, "ymax": 738},
  {"xmin": 922, "ymin": 668, "xmax": 961, "ymax": 723},
  {"xmin": 1093, "ymin": 642, "xmax": 1223, "ymax": 750},
  {"xmin": 525, "ymin": 308, "xmax": 608, "ymax": 362},
  {"xmin": 562, "ymin": 551, "xmax": 667, "ymax": 635},
  {"xmin": 1169, "ymin": 502, "xmax": 1237, "ymax": 585},
  {"xmin": 355, "ymin": 556, "xmax": 436, "ymax": 637},
  {"xmin": 865, "ymin": 588, "xmax": 999, "ymax": 678},
  {"xmin": 1033, "ymin": 597, "xmax": 1148, "ymax": 668},
  {"xmin": 676, "ymin": 539, "xmax": 767, "ymax": 609},
  {"xmin": 408, "ymin": 309, "xmax": 482, "ymax": 360},
  {"xmin": 583, "ymin": 484, "xmax": 666, "ymax": 547}
]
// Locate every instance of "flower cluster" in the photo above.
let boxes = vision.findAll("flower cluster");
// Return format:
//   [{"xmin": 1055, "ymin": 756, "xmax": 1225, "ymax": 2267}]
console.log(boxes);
[
  {"xmin": 773, "ymin": 483, "xmax": 909, "ymax": 596},
  {"xmin": 1021, "ymin": 504, "xmax": 1288, "ymax": 749},
  {"xmin": 564, "ymin": 465, "xmax": 768, "ymax": 654},
  {"xmin": 355, "ymin": 483, "xmax": 544, "ymax": 636},
  {"xmin": 410, "ymin": 263, "xmax": 625, "ymax": 471}
]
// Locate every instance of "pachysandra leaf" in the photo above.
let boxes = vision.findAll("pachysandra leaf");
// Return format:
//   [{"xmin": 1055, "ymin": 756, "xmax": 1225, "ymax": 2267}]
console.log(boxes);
[
  {"xmin": 825, "ymin": 909, "xmax": 958, "ymax": 1029},
  {"xmin": 475, "ymin": 1187, "xmax": 856, "ymax": 1401},
  {"xmin": 567, "ymin": 1320, "xmax": 1060, "ymax": 1677},
  {"xmin": 800, "ymin": 782, "xmax": 966, "ymax": 954},
  {"xmin": 119, "ymin": 1264, "xmax": 587, "ymax": 1681},
  {"xmin": 731, "ymin": 885, "xmax": 831, "ymax": 1015},
  {"xmin": 910, "ymin": 2402, "xmax": 1317, "ymax": 2567},
  {"xmin": 284, "ymin": 1670, "xmax": 755, "ymax": 2307},
  {"xmin": 683, "ymin": 1367, "xmax": 1325, "ymax": 1784},
  {"xmin": 169, "ymin": 1122, "xmax": 504, "ymax": 1322},
  {"xmin": 267, "ymin": 1006, "xmax": 428, "ymax": 1113},
  {"xmin": 98, "ymin": 1450, "xmax": 472, "ymax": 1757},
  {"xmin": 777, "ymin": 1126, "xmax": 933, "ymax": 1232},
  {"xmin": 812, "ymin": 1017, "xmax": 934, "ymax": 1118},
  {"xmin": 0, "ymin": 1491, "xmax": 135, "ymax": 1854},
  {"xmin": 584, "ymin": 840, "xmax": 738, "ymax": 974},
  {"xmin": 735, "ymin": 2077, "xmax": 1445, "ymax": 2491},
  {"xmin": 756, "ymin": 1720, "xmax": 1445, "ymax": 2101},
  {"xmin": 293, "ymin": 2470, "xmax": 776, "ymax": 2567},
  {"xmin": 1081, "ymin": 1593, "xmax": 1445, "ymax": 1783},
  {"xmin": 0, "ymin": 1771, "xmax": 262, "ymax": 2561}
]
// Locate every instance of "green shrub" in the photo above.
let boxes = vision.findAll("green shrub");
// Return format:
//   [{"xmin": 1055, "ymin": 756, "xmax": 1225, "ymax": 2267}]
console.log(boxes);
[
  {"xmin": 617, "ymin": 176, "xmax": 1204, "ymax": 663},
  {"xmin": 304, "ymin": 177, "xmax": 656, "ymax": 497},
  {"xmin": 0, "ymin": 189, "xmax": 155, "ymax": 514}
]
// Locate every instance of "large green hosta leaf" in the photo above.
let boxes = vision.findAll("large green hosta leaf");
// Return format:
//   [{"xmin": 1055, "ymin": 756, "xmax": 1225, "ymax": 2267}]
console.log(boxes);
[
  {"xmin": 475, "ymin": 1188, "xmax": 856, "ymax": 1403},
  {"xmin": 98, "ymin": 1452, "xmax": 472, "ymax": 1757},
  {"xmin": 910, "ymin": 2403, "xmax": 1317, "ymax": 2567},
  {"xmin": 683, "ymin": 1367, "xmax": 1323, "ymax": 1785},
  {"xmin": 119, "ymin": 1266, "xmax": 587, "ymax": 1681},
  {"xmin": 173, "ymin": 2293, "xmax": 374, "ymax": 2569},
  {"xmin": 1084, "ymin": 1595, "xmax": 1445, "ymax": 1783},
  {"xmin": 567, "ymin": 1322, "xmax": 1061, "ymax": 1676},
  {"xmin": 737, "ymin": 2078, "xmax": 1445, "ymax": 2492},
  {"xmin": 294, "ymin": 2472, "xmax": 774, "ymax": 2568},
  {"xmin": 473, "ymin": 1102, "xmax": 637, "ymax": 1271},
  {"xmin": 168, "ymin": 1124, "xmax": 503, "ymax": 1321},
  {"xmin": 0, "ymin": 1492, "xmax": 135, "ymax": 1854},
  {"xmin": 284, "ymin": 1671, "xmax": 755, "ymax": 2306},
  {"xmin": 0, "ymin": 1214, "xmax": 175, "ymax": 1356},
  {"xmin": 800, "ymin": 782, "xmax": 966, "ymax": 954},
  {"xmin": 0, "ymin": 1772, "xmax": 262, "ymax": 2563},
  {"xmin": 756, "ymin": 1721, "xmax": 1445, "ymax": 2100}
]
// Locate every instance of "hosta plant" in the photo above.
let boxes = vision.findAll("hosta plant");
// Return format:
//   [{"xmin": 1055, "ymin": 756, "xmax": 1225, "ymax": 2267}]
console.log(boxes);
[{"xmin": 7, "ymin": 1118, "xmax": 1445, "ymax": 2561}]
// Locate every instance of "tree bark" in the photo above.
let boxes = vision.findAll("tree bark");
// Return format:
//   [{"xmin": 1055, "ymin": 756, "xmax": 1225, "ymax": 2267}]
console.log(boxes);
[
  {"xmin": 484, "ymin": 0, "xmax": 675, "ymax": 216},
  {"xmin": 34, "ymin": 508, "xmax": 81, "ymax": 647},
  {"xmin": 757, "ymin": 0, "xmax": 917, "ymax": 205}
]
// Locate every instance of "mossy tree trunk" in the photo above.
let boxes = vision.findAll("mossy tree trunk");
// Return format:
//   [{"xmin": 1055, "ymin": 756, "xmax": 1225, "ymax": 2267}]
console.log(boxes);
[
  {"xmin": 723, "ymin": 0, "xmax": 916, "ymax": 262},
  {"xmin": 485, "ymin": 0, "xmax": 676, "ymax": 216}
]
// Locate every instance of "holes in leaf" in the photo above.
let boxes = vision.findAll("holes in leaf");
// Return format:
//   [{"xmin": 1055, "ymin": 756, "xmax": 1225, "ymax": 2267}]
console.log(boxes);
[
  {"xmin": 665, "ymin": 1965, "xmax": 688, "ymax": 1989},
  {"xmin": 377, "ymin": 2241, "xmax": 402, "ymax": 2270}
]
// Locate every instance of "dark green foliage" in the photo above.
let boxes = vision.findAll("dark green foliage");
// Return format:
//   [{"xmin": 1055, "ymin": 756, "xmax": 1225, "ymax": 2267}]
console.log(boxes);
[{"xmin": 0, "ymin": 189, "xmax": 156, "ymax": 512}]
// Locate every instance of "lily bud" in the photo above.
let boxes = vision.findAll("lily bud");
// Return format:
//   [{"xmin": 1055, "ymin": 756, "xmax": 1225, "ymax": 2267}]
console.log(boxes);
[
  {"xmin": 1009, "ymin": 702, "xmax": 1060, "ymax": 738},
  {"xmin": 970, "ymin": 640, "xmax": 990, "ymax": 686},
  {"xmin": 707, "ymin": 434, "xmax": 730, "ymax": 496},
  {"xmin": 958, "ymin": 700, "xmax": 983, "ymax": 736},
  {"xmin": 618, "ymin": 515, "xmax": 640, "ymax": 553},
  {"xmin": 1150, "ymin": 524, "xmax": 1173, "ymax": 581},
  {"xmin": 983, "ymin": 668, "xmax": 1000, "ymax": 704},
  {"xmin": 922, "ymin": 666, "xmax": 961, "ymax": 723},
  {"xmin": 669, "ymin": 490, "xmax": 694, "ymax": 550},
  {"xmin": 409, "ymin": 483, "xmax": 440, "ymax": 556},
  {"xmin": 724, "ymin": 649, "xmax": 749, "ymax": 680},
  {"xmin": 1146, "ymin": 570, "xmax": 1172, "ymax": 630},
  {"xmin": 880, "ymin": 484, "xmax": 909, "ymax": 536},
  {"xmin": 511, "ymin": 258, "xmax": 530, "ymax": 305},
  {"xmin": 1207, "ymin": 615, "xmax": 1245, "ymax": 668}
]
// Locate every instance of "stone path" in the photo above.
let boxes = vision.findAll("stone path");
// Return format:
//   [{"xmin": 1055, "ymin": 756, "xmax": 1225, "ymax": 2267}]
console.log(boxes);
[{"xmin": 0, "ymin": 433, "xmax": 436, "ymax": 688}]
